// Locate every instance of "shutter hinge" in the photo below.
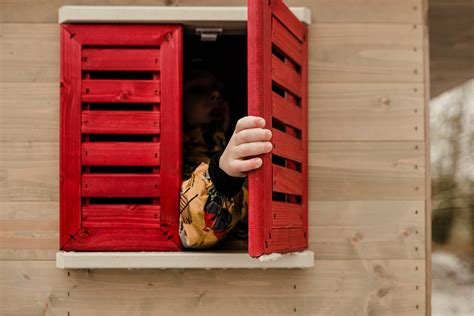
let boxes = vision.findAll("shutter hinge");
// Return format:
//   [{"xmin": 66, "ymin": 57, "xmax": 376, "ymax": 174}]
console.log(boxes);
[{"xmin": 196, "ymin": 28, "xmax": 223, "ymax": 42}]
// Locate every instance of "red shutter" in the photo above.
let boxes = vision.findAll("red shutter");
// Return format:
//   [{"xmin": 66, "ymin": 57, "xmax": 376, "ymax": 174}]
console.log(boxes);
[
  {"xmin": 248, "ymin": 0, "xmax": 308, "ymax": 257},
  {"xmin": 60, "ymin": 24, "xmax": 183, "ymax": 251}
]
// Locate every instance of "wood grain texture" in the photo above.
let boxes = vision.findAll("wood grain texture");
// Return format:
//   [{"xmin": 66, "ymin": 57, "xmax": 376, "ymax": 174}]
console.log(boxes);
[
  {"xmin": 0, "ymin": 202, "xmax": 58, "ymax": 260},
  {"xmin": 272, "ymin": 201, "xmax": 303, "ymax": 228},
  {"xmin": 158, "ymin": 26, "xmax": 182, "ymax": 248},
  {"xmin": 82, "ymin": 110, "xmax": 160, "ymax": 134},
  {"xmin": 308, "ymin": 201, "xmax": 425, "ymax": 259},
  {"xmin": 272, "ymin": 91, "xmax": 302, "ymax": 130},
  {"xmin": 1, "ymin": 82, "xmax": 425, "ymax": 142},
  {"xmin": 0, "ymin": 83, "xmax": 59, "ymax": 142},
  {"xmin": 81, "ymin": 79, "xmax": 161, "ymax": 103},
  {"xmin": 59, "ymin": 25, "xmax": 82, "ymax": 248},
  {"xmin": 82, "ymin": 142, "xmax": 160, "ymax": 166},
  {"xmin": 0, "ymin": 142, "xmax": 59, "ymax": 201},
  {"xmin": 310, "ymin": 142, "xmax": 425, "ymax": 201},
  {"xmin": 272, "ymin": 54, "xmax": 302, "ymax": 97},
  {"xmin": 0, "ymin": 260, "xmax": 425, "ymax": 315},
  {"xmin": 82, "ymin": 205, "xmax": 160, "ymax": 228},
  {"xmin": 0, "ymin": 0, "xmax": 423, "ymax": 23},
  {"xmin": 422, "ymin": 0, "xmax": 432, "ymax": 312},
  {"xmin": 0, "ymin": 200, "xmax": 426, "ymax": 261},
  {"xmin": 309, "ymin": 83, "xmax": 424, "ymax": 141},
  {"xmin": 82, "ymin": 48, "xmax": 161, "ymax": 71},
  {"xmin": 81, "ymin": 174, "xmax": 160, "ymax": 198},
  {"xmin": 272, "ymin": 128, "xmax": 303, "ymax": 163},
  {"xmin": 0, "ymin": 24, "xmax": 59, "ymax": 83},
  {"xmin": 1, "ymin": 22, "xmax": 423, "ymax": 83},
  {"xmin": 309, "ymin": 23, "xmax": 424, "ymax": 83},
  {"xmin": 272, "ymin": 17, "xmax": 303, "ymax": 65},
  {"xmin": 272, "ymin": 165, "xmax": 303, "ymax": 196},
  {"xmin": 61, "ymin": 228, "xmax": 181, "ymax": 251},
  {"xmin": 247, "ymin": 0, "xmax": 272, "ymax": 257}
]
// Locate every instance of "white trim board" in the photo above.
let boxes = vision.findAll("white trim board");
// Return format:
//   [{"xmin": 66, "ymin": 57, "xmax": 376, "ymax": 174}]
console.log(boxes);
[
  {"xmin": 56, "ymin": 250, "xmax": 314, "ymax": 269},
  {"xmin": 58, "ymin": 6, "xmax": 311, "ymax": 25}
]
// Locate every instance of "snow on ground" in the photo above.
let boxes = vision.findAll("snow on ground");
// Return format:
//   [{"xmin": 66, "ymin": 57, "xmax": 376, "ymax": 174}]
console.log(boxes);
[{"xmin": 432, "ymin": 252, "xmax": 474, "ymax": 316}]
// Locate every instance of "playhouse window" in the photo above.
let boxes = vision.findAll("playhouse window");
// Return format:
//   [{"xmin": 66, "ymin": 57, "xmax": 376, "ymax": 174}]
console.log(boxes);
[{"xmin": 57, "ymin": 3, "xmax": 312, "ymax": 269}]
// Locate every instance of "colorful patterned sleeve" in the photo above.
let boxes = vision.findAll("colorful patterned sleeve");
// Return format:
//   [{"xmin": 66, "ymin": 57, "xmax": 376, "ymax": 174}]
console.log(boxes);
[{"xmin": 178, "ymin": 160, "xmax": 248, "ymax": 249}]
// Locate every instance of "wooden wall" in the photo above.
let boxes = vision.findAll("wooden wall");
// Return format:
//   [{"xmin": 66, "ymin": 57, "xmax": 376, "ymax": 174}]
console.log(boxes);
[{"xmin": 0, "ymin": 0, "xmax": 431, "ymax": 315}]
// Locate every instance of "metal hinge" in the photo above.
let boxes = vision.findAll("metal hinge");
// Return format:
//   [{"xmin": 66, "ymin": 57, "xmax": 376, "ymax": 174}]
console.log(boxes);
[{"xmin": 196, "ymin": 28, "xmax": 223, "ymax": 42}]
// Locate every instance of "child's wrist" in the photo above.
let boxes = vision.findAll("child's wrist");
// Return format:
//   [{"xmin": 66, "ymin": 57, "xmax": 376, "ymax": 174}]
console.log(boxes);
[{"xmin": 209, "ymin": 154, "xmax": 246, "ymax": 198}]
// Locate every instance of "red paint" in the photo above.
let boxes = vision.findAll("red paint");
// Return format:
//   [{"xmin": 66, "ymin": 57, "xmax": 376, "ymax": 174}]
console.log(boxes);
[
  {"xmin": 60, "ymin": 24, "xmax": 182, "ymax": 251},
  {"xmin": 82, "ymin": 110, "xmax": 160, "ymax": 134},
  {"xmin": 82, "ymin": 142, "xmax": 160, "ymax": 166},
  {"xmin": 82, "ymin": 205, "xmax": 160, "ymax": 229},
  {"xmin": 82, "ymin": 79, "xmax": 161, "ymax": 103},
  {"xmin": 248, "ymin": 0, "xmax": 308, "ymax": 256},
  {"xmin": 82, "ymin": 48, "xmax": 161, "ymax": 71}
]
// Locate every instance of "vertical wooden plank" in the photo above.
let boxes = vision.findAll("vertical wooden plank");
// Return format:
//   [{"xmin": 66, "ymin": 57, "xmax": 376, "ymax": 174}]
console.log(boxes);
[
  {"xmin": 422, "ymin": 0, "xmax": 432, "ymax": 314},
  {"xmin": 59, "ymin": 25, "xmax": 82, "ymax": 248},
  {"xmin": 159, "ymin": 26, "xmax": 183, "ymax": 248},
  {"xmin": 248, "ymin": 0, "xmax": 273, "ymax": 257}
]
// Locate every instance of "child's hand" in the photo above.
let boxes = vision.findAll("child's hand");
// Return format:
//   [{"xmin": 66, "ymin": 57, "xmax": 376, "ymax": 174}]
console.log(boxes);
[{"xmin": 219, "ymin": 116, "xmax": 273, "ymax": 177}]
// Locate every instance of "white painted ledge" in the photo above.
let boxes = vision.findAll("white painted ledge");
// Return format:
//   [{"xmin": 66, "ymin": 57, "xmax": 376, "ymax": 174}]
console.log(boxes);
[
  {"xmin": 58, "ymin": 6, "xmax": 311, "ymax": 25},
  {"xmin": 56, "ymin": 250, "xmax": 314, "ymax": 269}
]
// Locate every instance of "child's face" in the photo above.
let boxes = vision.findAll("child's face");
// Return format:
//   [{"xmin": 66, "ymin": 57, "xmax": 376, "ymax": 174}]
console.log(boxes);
[{"xmin": 183, "ymin": 72, "xmax": 229, "ymax": 128}]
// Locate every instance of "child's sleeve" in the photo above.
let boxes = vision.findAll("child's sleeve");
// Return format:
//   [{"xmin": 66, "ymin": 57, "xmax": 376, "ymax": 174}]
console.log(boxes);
[{"xmin": 178, "ymin": 154, "xmax": 247, "ymax": 249}]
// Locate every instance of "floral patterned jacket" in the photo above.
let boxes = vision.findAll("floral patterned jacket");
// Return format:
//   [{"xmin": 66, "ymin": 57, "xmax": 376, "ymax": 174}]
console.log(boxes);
[{"xmin": 179, "ymin": 125, "xmax": 248, "ymax": 248}]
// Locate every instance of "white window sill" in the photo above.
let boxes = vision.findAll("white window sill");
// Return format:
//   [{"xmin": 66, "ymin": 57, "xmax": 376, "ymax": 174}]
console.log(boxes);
[
  {"xmin": 56, "ymin": 250, "xmax": 314, "ymax": 269},
  {"xmin": 58, "ymin": 6, "xmax": 311, "ymax": 25}
]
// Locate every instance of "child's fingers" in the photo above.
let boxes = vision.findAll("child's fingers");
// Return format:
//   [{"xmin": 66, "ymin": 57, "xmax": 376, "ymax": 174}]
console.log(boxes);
[
  {"xmin": 234, "ymin": 116, "xmax": 265, "ymax": 134},
  {"xmin": 233, "ymin": 142, "xmax": 273, "ymax": 158},
  {"xmin": 235, "ymin": 128, "xmax": 272, "ymax": 145},
  {"xmin": 231, "ymin": 158, "xmax": 263, "ymax": 173}
]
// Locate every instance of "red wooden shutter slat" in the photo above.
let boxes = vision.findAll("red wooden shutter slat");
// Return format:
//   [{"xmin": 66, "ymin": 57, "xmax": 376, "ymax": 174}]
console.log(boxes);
[
  {"xmin": 272, "ymin": 201, "xmax": 303, "ymax": 228},
  {"xmin": 272, "ymin": 55, "xmax": 302, "ymax": 97},
  {"xmin": 270, "ymin": 1, "xmax": 306, "ymax": 42},
  {"xmin": 61, "ymin": 228, "xmax": 180, "ymax": 251},
  {"xmin": 271, "ymin": 17, "xmax": 303, "ymax": 65},
  {"xmin": 62, "ymin": 24, "xmax": 178, "ymax": 46},
  {"xmin": 82, "ymin": 205, "xmax": 160, "ymax": 229},
  {"xmin": 81, "ymin": 79, "xmax": 161, "ymax": 103},
  {"xmin": 272, "ymin": 92, "xmax": 303, "ymax": 130},
  {"xmin": 82, "ymin": 111, "xmax": 160, "ymax": 134},
  {"xmin": 82, "ymin": 174, "xmax": 160, "ymax": 198},
  {"xmin": 272, "ymin": 128, "xmax": 303, "ymax": 163},
  {"xmin": 82, "ymin": 48, "xmax": 161, "ymax": 71},
  {"xmin": 272, "ymin": 165, "xmax": 304, "ymax": 196},
  {"xmin": 267, "ymin": 227, "xmax": 307, "ymax": 253},
  {"xmin": 82, "ymin": 142, "xmax": 160, "ymax": 166}
]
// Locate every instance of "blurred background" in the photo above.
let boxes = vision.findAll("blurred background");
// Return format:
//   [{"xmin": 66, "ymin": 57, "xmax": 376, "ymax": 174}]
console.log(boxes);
[{"xmin": 429, "ymin": 1, "xmax": 473, "ymax": 315}]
